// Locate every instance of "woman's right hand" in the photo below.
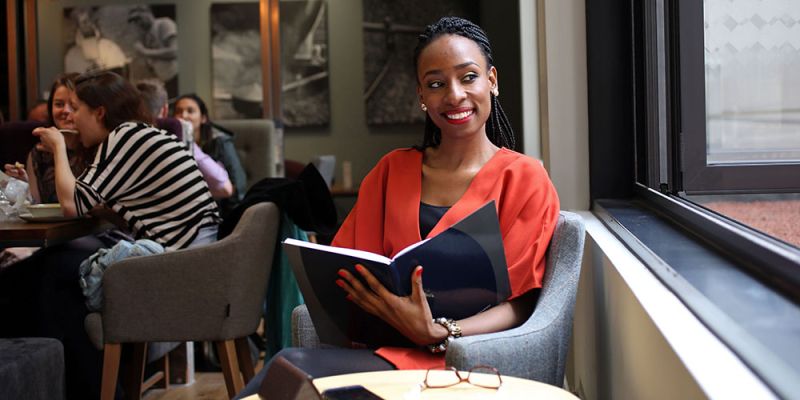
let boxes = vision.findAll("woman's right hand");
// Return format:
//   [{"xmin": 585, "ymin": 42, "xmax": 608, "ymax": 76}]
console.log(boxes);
[
  {"xmin": 32, "ymin": 126, "xmax": 67, "ymax": 154},
  {"xmin": 3, "ymin": 162, "xmax": 28, "ymax": 182}
]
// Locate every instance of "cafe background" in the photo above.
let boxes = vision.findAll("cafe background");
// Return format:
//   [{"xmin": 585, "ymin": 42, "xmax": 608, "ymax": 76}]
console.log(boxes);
[{"xmin": 25, "ymin": 0, "xmax": 524, "ymax": 189}]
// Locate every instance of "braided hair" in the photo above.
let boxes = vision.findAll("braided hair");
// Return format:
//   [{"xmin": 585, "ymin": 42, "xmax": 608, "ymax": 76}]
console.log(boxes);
[{"xmin": 413, "ymin": 16, "xmax": 515, "ymax": 150}]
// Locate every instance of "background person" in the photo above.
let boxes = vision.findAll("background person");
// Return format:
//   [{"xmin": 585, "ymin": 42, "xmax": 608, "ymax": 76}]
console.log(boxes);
[
  {"xmin": 1, "ymin": 71, "xmax": 221, "ymax": 398},
  {"xmin": 174, "ymin": 93, "xmax": 247, "ymax": 217},
  {"xmin": 235, "ymin": 16, "xmax": 560, "ymax": 398},
  {"xmin": 4, "ymin": 73, "xmax": 94, "ymax": 204},
  {"xmin": 136, "ymin": 79, "xmax": 235, "ymax": 200}
]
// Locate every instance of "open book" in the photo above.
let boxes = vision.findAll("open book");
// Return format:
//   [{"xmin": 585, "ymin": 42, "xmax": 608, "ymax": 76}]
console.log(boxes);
[{"xmin": 284, "ymin": 201, "xmax": 510, "ymax": 348}]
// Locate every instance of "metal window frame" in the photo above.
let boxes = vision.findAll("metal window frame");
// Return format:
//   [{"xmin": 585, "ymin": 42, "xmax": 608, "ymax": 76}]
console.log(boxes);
[{"xmin": 677, "ymin": 0, "xmax": 800, "ymax": 194}]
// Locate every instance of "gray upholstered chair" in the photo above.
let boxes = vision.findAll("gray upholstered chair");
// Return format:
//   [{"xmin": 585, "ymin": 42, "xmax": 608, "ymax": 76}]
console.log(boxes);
[
  {"xmin": 84, "ymin": 202, "xmax": 281, "ymax": 399},
  {"xmin": 291, "ymin": 211, "xmax": 586, "ymax": 386},
  {"xmin": 216, "ymin": 119, "xmax": 277, "ymax": 190}
]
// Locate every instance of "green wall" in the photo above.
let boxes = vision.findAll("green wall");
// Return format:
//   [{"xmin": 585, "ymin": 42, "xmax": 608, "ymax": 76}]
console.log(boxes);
[{"xmin": 37, "ymin": 0, "xmax": 522, "ymax": 185}]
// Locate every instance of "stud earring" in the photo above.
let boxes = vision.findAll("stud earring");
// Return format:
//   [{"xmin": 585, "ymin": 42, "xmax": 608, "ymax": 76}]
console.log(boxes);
[
  {"xmin": 421, "ymin": 103, "xmax": 428, "ymax": 112},
  {"xmin": 492, "ymin": 87, "xmax": 499, "ymax": 97}
]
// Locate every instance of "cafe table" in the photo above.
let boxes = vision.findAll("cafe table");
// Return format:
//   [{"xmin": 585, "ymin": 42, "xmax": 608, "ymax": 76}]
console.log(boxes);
[
  {"xmin": 0, "ymin": 216, "xmax": 110, "ymax": 248},
  {"xmin": 242, "ymin": 369, "xmax": 579, "ymax": 400}
]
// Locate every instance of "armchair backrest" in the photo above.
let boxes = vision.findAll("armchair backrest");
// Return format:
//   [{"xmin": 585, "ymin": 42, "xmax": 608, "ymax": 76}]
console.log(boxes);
[
  {"xmin": 533, "ymin": 211, "xmax": 586, "ymax": 384},
  {"xmin": 216, "ymin": 119, "xmax": 276, "ymax": 190},
  {"xmin": 100, "ymin": 202, "xmax": 280, "ymax": 343}
]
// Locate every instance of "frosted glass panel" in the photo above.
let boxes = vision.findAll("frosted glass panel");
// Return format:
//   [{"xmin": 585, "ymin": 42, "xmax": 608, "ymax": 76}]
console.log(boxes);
[{"xmin": 704, "ymin": 0, "xmax": 800, "ymax": 164}]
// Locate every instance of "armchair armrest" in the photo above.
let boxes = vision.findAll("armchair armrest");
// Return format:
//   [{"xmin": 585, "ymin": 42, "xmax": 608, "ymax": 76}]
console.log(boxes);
[{"xmin": 291, "ymin": 304, "xmax": 338, "ymax": 349}]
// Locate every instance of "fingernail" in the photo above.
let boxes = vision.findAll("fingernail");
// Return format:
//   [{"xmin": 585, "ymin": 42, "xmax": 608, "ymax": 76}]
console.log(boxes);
[
  {"xmin": 337, "ymin": 269, "xmax": 347, "ymax": 278},
  {"xmin": 415, "ymin": 267, "xmax": 423, "ymax": 277},
  {"xmin": 346, "ymin": 294, "xmax": 353, "ymax": 301},
  {"xmin": 355, "ymin": 264, "xmax": 365, "ymax": 273},
  {"xmin": 335, "ymin": 279, "xmax": 345, "ymax": 288}
]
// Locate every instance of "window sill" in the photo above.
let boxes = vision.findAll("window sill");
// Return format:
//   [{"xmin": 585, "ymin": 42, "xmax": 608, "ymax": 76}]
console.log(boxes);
[
  {"xmin": 590, "ymin": 198, "xmax": 800, "ymax": 398},
  {"xmin": 576, "ymin": 211, "xmax": 776, "ymax": 398}
]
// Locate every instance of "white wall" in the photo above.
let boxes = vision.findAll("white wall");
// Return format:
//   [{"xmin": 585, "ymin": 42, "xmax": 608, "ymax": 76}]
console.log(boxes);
[
  {"xmin": 536, "ymin": 0, "xmax": 591, "ymax": 211},
  {"xmin": 568, "ymin": 213, "xmax": 776, "ymax": 400}
]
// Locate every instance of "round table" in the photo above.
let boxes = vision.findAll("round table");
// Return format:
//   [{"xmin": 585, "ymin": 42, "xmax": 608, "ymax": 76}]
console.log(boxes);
[{"xmin": 314, "ymin": 370, "xmax": 578, "ymax": 399}]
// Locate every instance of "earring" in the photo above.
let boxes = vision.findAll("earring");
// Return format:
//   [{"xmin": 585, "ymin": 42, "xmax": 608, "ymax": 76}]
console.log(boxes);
[
  {"xmin": 492, "ymin": 87, "xmax": 499, "ymax": 97},
  {"xmin": 421, "ymin": 103, "xmax": 428, "ymax": 112}
]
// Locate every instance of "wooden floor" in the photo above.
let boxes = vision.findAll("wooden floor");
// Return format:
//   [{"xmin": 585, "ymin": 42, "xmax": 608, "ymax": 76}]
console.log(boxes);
[{"xmin": 141, "ymin": 372, "xmax": 230, "ymax": 400}]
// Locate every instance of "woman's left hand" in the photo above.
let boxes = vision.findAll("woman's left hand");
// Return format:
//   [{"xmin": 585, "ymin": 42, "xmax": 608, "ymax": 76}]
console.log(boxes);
[
  {"xmin": 32, "ymin": 127, "xmax": 66, "ymax": 154},
  {"xmin": 336, "ymin": 265, "xmax": 446, "ymax": 346}
]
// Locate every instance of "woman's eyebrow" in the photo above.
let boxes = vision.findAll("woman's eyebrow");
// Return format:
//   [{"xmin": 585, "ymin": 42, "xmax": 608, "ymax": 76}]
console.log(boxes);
[{"xmin": 422, "ymin": 61, "xmax": 480, "ymax": 79}]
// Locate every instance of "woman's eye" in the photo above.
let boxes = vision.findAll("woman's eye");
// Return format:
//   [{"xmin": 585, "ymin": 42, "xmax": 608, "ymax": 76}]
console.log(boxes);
[
  {"xmin": 428, "ymin": 81, "xmax": 443, "ymax": 89},
  {"xmin": 463, "ymin": 73, "xmax": 478, "ymax": 82}
]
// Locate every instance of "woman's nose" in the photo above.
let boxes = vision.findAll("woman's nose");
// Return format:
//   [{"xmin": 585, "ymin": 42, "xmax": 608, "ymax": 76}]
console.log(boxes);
[{"xmin": 444, "ymin": 83, "xmax": 467, "ymax": 105}]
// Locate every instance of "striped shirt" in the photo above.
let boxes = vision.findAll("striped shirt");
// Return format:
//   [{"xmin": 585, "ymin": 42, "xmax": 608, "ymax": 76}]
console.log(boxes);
[{"xmin": 75, "ymin": 122, "xmax": 221, "ymax": 250}]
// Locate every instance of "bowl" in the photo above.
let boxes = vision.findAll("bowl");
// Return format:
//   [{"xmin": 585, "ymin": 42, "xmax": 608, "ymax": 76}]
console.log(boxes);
[{"xmin": 26, "ymin": 203, "xmax": 63, "ymax": 218}]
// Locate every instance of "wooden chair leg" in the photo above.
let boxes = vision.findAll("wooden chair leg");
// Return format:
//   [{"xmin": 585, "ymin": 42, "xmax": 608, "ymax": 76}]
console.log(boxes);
[
  {"xmin": 101, "ymin": 343, "xmax": 122, "ymax": 400},
  {"xmin": 215, "ymin": 340, "xmax": 244, "ymax": 398},
  {"xmin": 235, "ymin": 337, "xmax": 255, "ymax": 383},
  {"xmin": 122, "ymin": 343, "xmax": 147, "ymax": 399}
]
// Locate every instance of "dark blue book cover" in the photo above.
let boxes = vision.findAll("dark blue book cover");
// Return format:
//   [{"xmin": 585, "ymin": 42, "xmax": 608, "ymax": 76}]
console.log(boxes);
[{"xmin": 285, "ymin": 201, "xmax": 509, "ymax": 347}]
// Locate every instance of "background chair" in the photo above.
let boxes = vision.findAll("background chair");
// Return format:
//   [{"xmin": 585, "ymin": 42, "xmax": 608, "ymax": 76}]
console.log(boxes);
[
  {"xmin": 216, "ymin": 119, "xmax": 276, "ymax": 190},
  {"xmin": 84, "ymin": 202, "xmax": 281, "ymax": 399},
  {"xmin": 291, "ymin": 211, "xmax": 586, "ymax": 387}
]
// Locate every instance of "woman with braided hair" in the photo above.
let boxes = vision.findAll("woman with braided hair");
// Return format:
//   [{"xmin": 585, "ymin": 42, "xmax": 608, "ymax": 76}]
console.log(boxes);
[{"xmin": 235, "ymin": 16, "xmax": 559, "ymax": 397}]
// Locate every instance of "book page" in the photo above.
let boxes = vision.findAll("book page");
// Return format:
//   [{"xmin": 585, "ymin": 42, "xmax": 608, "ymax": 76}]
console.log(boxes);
[
  {"xmin": 391, "ymin": 237, "xmax": 431, "ymax": 260},
  {"xmin": 283, "ymin": 238, "xmax": 392, "ymax": 265}
]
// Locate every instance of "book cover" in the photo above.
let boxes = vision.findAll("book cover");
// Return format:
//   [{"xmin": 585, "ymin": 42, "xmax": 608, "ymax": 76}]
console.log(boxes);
[{"xmin": 284, "ymin": 200, "xmax": 510, "ymax": 348}]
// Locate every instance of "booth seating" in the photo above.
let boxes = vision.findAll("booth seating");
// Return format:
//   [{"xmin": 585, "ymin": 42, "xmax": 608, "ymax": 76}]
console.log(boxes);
[
  {"xmin": 292, "ymin": 211, "xmax": 586, "ymax": 387},
  {"xmin": 0, "ymin": 121, "xmax": 45, "ymax": 168},
  {"xmin": 0, "ymin": 338, "xmax": 65, "ymax": 400}
]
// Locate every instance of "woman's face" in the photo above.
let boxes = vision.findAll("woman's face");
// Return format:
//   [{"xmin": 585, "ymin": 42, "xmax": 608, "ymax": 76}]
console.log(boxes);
[
  {"xmin": 51, "ymin": 85, "xmax": 75, "ymax": 130},
  {"xmin": 416, "ymin": 34, "xmax": 497, "ymax": 141},
  {"xmin": 174, "ymin": 98, "xmax": 206, "ymax": 142},
  {"xmin": 70, "ymin": 92, "xmax": 109, "ymax": 148}
]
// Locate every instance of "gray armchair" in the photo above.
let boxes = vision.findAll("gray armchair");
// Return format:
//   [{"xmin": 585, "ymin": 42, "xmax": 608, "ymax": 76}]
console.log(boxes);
[
  {"xmin": 216, "ymin": 119, "xmax": 277, "ymax": 190},
  {"xmin": 291, "ymin": 211, "xmax": 586, "ymax": 386},
  {"xmin": 84, "ymin": 202, "xmax": 281, "ymax": 399},
  {"xmin": 446, "ymin": 211, "xmax": 585, "ymax": 385}
]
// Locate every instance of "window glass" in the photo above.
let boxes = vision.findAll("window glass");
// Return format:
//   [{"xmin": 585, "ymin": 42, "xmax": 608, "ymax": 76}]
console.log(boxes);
[{"xmin": 703, "ymin": 0, "xmax": 800, "ymax": 164}]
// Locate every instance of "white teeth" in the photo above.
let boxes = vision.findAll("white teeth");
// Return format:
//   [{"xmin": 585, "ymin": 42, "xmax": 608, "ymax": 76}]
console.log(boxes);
[{"xmin": 446, "ymin": 110, "xmax": 473, "ymax": 120}]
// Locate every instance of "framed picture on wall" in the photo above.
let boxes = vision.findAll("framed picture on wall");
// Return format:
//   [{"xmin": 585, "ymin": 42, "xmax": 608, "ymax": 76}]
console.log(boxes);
[
  {"xmin": 211, "ymin": 2, "xmax": 264, "ymax": 119},
  {"xmin": 62, "ymin": 4, "xmax": 179, "ymax": 98},
  {"xmin": 211, "ymin": 0, "xmax": 331, "ymax": 127},
  {"xmin": 280, "ymin": 0, "xmax": 330, "ymax": 127},
  {"xmin": 362, "ymin": 0, "xmax": 479, "ymax": 125}
]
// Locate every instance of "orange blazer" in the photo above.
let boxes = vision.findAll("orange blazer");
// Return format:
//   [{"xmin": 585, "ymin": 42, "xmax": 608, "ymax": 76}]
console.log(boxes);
[{"xmin": 331, "ymin": 147, "xmax": 560, "ymax": 369}]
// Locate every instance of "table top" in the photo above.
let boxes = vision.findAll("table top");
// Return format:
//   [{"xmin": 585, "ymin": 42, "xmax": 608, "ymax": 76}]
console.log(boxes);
[
  {"xmin": 240, "ymin": 370, "xmax": 572, "ymax": 400},
  {"xmin": 0, "ymin": 216, "xmax": 109, "ymax": 247}
]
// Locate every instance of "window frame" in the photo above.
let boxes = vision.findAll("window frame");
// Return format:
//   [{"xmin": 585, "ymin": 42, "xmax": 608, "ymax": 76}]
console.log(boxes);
[{"xmin": 678, "ymin": 0, "xmax": 800, "ymax": 194}]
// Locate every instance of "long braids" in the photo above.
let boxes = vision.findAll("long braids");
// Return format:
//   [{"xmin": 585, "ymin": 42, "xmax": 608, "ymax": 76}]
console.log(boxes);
[{"xmin": 413, "ymin": 16, "xmax": 515, "ymax": 150}]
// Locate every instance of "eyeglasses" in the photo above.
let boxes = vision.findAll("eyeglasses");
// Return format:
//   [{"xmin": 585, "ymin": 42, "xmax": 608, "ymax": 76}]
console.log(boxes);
[{"xmin": 420, "ymin": 365, "xmax": 503, "ymax": 391}]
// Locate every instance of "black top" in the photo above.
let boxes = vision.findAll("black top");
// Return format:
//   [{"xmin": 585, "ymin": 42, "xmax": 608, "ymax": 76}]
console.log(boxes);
[{"xmin": 419, "ymin": 202, "xmax": 450, "ymax": 239}]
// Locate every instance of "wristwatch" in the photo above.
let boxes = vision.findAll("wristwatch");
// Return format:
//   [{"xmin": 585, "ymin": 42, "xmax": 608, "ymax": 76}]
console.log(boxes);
[{"xmin": 427, "ymin": 318, "xmax": 462, "ymax": 353}]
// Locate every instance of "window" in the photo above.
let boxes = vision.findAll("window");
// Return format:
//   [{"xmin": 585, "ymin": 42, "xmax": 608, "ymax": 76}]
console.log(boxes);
[
  {"xmin": 586, "ymin": 0, "xmax": 800, "ymax": 397},
  {"xmin": 678, "ymin": 0, "xmax": 800, "ymax": 247}
]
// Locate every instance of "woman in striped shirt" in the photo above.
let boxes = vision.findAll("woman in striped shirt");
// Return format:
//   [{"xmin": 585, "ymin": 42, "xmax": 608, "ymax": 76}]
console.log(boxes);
[{"xmin": 34, "ymin": 70, "xmax": 221, "ymax": 249}]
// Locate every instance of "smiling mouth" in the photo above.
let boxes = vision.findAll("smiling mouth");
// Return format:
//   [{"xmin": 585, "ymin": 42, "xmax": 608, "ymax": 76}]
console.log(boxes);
[{"xmin": 444, "ymin": 109, "xmax": 474, "ymax": 123}]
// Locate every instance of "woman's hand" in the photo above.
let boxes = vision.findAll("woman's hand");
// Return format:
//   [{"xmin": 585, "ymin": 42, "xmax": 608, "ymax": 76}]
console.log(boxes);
[
  {"xmin": 3, "ymin": 162, "xmax": 28, "ymax": 182},
  {"xmin": 336, "ymin": 265, "xmax": 449, "ymax": 346},
  {"xmin": 32, "ymin": 127, "xmax": 66, "ymax": 154}
]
